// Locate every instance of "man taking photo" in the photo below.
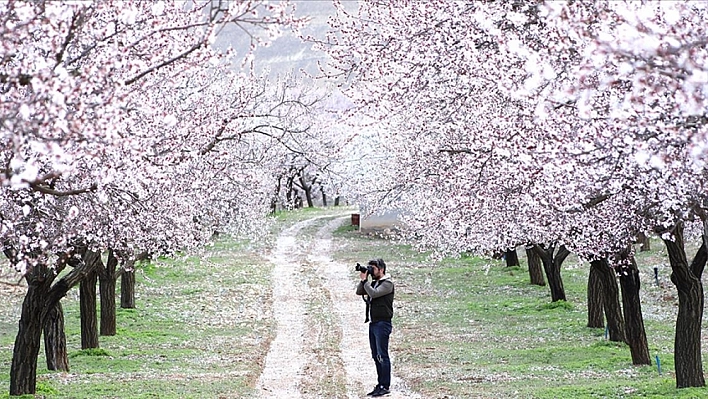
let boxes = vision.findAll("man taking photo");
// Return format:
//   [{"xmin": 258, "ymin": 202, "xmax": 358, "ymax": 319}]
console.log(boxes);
[{"xmin": 356, "ymin": 258, "xmax": 395, "ymax": 397}]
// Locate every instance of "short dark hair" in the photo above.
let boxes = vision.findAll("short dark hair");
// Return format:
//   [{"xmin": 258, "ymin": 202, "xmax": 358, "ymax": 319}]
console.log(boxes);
[{"xmin": 368, "ymin": 258, "xmax": 386, "ymax": 272}]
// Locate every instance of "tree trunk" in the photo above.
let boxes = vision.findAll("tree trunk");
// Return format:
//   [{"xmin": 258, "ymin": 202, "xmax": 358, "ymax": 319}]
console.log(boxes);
[
  {"xmin": 321, "ymin": 186, "xmax": 328, "ymax": 207},
  {"xmin": 637, "ymin": 232, "xmax": 651, "ymax": 252},
  {"xmin": 292, "ymin": 189, "xmax": 303, "ymax": 209},
  {"xmin": 286, "ymin": 174, "xmax": 296, "ymax": 208},
  {"xmin": 9, "ymin": 247, "xmax": 100, "ymax": 395},
  {"xmin": 10, "ymin": 269, "xmax": 49, "ymax": 395},
  {"xmin": 80, "ymin": 250, "xmax": 101, "ymax": 349},
  {"xmin": 533, "ymin": 244, "xmax": 568, "ymax": 302},
  {"xmin": 99, "ymin": 250, "xmax": 118, "ymax": 336},
  {"xmin": 43, "ymin": 301, "xmax": 69, "ymax": 371},
  {"xmin": 271, "ymin": 175, "xmax": 282, "ymax": 214},
  {"xmin": 614, "ymin": 253, "xmax": 650, "ymax": 365},
  {"xmin": 121, "ymin": 260, "xmax": 136, "ymax": 309},
  {"xmin": 587, "ymin": 260, "xmax": 604, "ymax": 329},
  {"xmin": 80, "ymin": 269, "xmax": 99, "ymax": 349},
  {"xmin": 526, "ymin": 247, "xmax": 545, "ymax": 286},
  {"xmin": 505, "ymin": 248, "xmax": 520, "ymax": 267},
  {"xmin": 663, "ymin": 223, "xmax": 707, "ymax": 388},
  {"xmin": 299, "ymin": 175, "xmax": 314, "ymax": 208},
  {"xmin": 334, "ymin": 196, "xmax": 341, "ymax": 206},
  {"xmin": 594, "ymin": 259, "xmax": 626, "ymax": 343}
]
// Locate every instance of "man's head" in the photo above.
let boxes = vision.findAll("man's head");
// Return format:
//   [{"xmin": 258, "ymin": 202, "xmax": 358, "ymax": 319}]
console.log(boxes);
[{"xmin": 368, "ymin": 258, "xmax": 386, "ymax": 279}]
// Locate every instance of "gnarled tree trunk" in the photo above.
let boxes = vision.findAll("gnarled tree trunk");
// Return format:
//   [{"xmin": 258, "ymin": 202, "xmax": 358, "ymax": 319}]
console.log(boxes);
[
  {"xmin": 121, "ymin": 259, "xmax": 136, "ymax": 309},
  {"xmin": 43, "ymin": 301, "xmax": 69, "ymax": 371},
  {"xmin": 11, "ymin": 266, "xmax": 50, "ymax": 395},
  {"xmin": 80, "ymin": 250, "xmax": 101, "ymax": 349},
  {"xmin": 298, "ymin": 174, "xmax": 315, "ymax": 208},
  {"xmin": 285, "ymin": 172, "xmax": 297, "ymax": 208},
  {"xmin": 99, "ymin": 250, "xmax": 118, "ymax": 336},
  {"xmin": 593, "ymin": 259, "xmax": 625, "ymax": 343},
  {"xmin": 613, "ymin": 252, "xmax": 649, "ymax": 365},
  {"xmin": 505, "ymin": 248, "xmax": 520, "ymax": 267},
  {"xmin": 663, "ymin": 223, "xmax": 707, "ymax": 388},
  {"xmin": 532, "ymin": 243, "xmax": 568, "ymax": 302},
  {"xmin": 587, "ymin": 260, "xmax": 604, "ymax": 329},
  {"xmin": 9, "ymin": 248, "xmax": 98, "ymax": 395},
  {"xmin": 526, "ymin": 247, "xmax": 545, "ymax": 286}
]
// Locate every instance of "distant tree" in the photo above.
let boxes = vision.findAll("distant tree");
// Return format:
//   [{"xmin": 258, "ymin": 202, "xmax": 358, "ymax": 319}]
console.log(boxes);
[
  {"xmin": 121, "ymin": 259, "xmax": 138, "ymax": 309},
  {"xmin": 504, "ymin": 248, "xmax": 520, "ymax": 267}
]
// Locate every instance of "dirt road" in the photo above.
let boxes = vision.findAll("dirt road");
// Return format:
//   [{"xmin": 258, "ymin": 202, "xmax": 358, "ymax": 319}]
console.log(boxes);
[{"xmin": 255, "ymin": 214, "xmax": 420, "ymax": 399}]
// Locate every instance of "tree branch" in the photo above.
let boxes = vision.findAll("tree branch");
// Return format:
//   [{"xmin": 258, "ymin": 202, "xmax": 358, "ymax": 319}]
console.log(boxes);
[
  {"xmin": 27, "ymin": 181, "xmax": 98, "ymax": 197},
  {"xmin": 125, "ymin": 42, "xmax": 204, "ymax": 86}
]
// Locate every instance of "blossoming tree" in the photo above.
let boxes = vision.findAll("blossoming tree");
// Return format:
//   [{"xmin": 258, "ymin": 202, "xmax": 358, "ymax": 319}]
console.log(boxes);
[
  {"xmin": 320, "ymin": 0, "xmax": 708, "ymax": 388},
  {"xmin": 0, "ymin": 0, "xmax": 309, "ymax": 394}
]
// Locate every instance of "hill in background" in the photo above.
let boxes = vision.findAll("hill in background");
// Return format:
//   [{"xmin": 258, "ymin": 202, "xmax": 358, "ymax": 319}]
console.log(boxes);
[{"xmin": 212, "ymin": 0, "xmax": 358, "ymax": 80}]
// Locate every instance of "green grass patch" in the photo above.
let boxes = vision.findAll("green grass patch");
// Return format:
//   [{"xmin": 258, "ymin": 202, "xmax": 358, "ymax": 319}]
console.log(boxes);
[
  {"xmin": 270, "ymin": 206, "xmax": 330, "ymax": 221},
  {"xmin": 540, "ymin": 299, "xmax": 574, "ymax": 311},
  {"xmin": 334, "ymin": 224, "xmax": 359, "ymax": 234},
  {"xmin": 69, "ymin": 348, "xmax": 111, "ymax": 358}
]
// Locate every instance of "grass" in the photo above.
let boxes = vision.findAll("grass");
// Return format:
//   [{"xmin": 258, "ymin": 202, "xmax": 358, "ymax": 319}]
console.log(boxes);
[
  {"xmin": 1, "ymin": 207, "xmax": 707, "ymax": 398},
  {"xmin": 0, "ymin": 207, "xmax": 358, "ymax": 398},
  {"xmin": 0, "ymin": 236, "xmax": 276, "ymax": 399},
  {"xmin": 330, "ymin": 226, "xmax": 708, "ymax": 399}
]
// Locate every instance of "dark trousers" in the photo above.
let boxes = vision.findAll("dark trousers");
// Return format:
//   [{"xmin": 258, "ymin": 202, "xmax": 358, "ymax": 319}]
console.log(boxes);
[{"xmin": 369, "ymin": 320, "xmax": 392, "ymax": 389}]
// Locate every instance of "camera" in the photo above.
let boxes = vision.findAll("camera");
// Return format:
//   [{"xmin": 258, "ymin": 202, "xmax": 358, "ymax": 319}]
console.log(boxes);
[{"xmin": 355, "ymin": 262, "xmax": 373, "ymax": 276}]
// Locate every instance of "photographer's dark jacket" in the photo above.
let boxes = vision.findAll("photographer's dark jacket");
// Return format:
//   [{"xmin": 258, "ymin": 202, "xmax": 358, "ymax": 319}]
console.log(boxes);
[{"xmin": 356, "ymin": 276, "xmax": 394, "ymax": 323}]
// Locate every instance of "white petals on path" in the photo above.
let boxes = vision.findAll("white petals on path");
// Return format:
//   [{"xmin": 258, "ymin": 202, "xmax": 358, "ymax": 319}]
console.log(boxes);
[
  {"xmin": 256, "ymin": 214, "xmax": 419, "ymax": 399},
  {"xmin": 256, "ymin": 218, "xmax": 317, "ymax": 399}
]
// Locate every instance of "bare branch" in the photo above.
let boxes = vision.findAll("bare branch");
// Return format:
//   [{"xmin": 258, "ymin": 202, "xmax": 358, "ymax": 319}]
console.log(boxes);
[{"xmin": 125, "ymin": 42, "xmax": 204, "ymax": 86}]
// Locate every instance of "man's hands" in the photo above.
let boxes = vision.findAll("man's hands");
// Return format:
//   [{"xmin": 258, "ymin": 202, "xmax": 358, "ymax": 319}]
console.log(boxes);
[{"xmin": 360, "ymin": 271, "xmax": 369, "ymax": 282}]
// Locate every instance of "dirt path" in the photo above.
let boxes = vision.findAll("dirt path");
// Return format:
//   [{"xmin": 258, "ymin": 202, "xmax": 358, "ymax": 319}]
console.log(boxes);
[{"xmin": 256, "ymin": 215, "xmax": 420, "ymax": 399}]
